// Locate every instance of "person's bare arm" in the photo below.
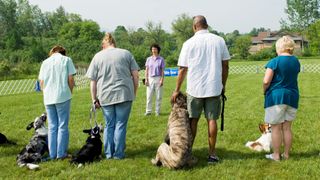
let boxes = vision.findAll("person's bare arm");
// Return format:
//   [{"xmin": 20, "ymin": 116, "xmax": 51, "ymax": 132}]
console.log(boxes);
[
  {"xmin": 68, "ymin": 75, "xmax": 75, "ymax": 93},
  {"xmin": 222, "ymin": 60, "xmax": 229, "ymax": 94},
  {"xmin": 171, "ymin": 67, "xmax": 188, "ymax": 103},
  {"xmin": 90, "ymin": 80, "xmax": 101, "ymax": 108},
  {"xmin": 160, "ymin": 68, "xmax": 164, "ymax": 86},
  {"xmin": 39, "ymin": 80, "xmax": 44, "ymax": 90},
  {"xmin": 263, "ymin": 68, "xmax": 274, "ymax": 95},
  {"xmin": 131, "ymin": 70, "xmax": 139, "ymax": 96}
]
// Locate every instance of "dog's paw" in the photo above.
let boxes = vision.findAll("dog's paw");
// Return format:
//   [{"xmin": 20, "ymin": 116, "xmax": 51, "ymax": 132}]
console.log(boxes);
[
  {"xmin": 18, "ymin": 163, "xmax": 26, "ymax": 168},
  {"xmin": 151, "ymin": 158, "xmax": 162, "ymax": 166},
  {"xmin": 245, "ymin": 141, "xmax": 253, "ymax": 148},
  {"xmin": 187, "ymin": 156, "xmax": 198, "ymax": 166},
  {"xmin": 26, "ymin": 163, "xmax": 39, "ymax": 170},
  {"xmin": 151, "ymin": 158, "xmax": 157, "ymax": 165}
]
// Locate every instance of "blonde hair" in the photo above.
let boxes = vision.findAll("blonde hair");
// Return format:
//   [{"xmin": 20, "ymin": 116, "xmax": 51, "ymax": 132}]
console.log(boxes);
[
  {"xmin": 275, "ymin": 36, "xmax": 295, "ymax": 54},
  {"xmin": 49, "ymin": 45, "xmax": 66, "ymax": 56},
  {"xmin": 102, "ymin": 32, "xmax": 116, "ymax": 47}
]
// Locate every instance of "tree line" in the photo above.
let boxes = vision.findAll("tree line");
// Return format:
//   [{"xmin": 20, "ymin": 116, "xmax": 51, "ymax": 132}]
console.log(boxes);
[{"xmin": 0, "ymin": 0, "xmax": 320, "ymax": 80}]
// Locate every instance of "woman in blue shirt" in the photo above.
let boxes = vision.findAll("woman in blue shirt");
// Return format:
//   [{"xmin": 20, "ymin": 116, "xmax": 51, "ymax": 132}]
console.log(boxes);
[
  {"xmin": 263, "ymin": 36, "xmax": 300, "ymax": 161},
  {"xmin": 39, "ymin": 46, "xmax": 76, "ymax": 160}
]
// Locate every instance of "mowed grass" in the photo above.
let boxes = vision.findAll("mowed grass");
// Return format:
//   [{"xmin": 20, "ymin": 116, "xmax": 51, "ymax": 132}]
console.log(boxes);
[{"xmin": 1, "ymin": 63, "xmax": 320, "ymax": 179}]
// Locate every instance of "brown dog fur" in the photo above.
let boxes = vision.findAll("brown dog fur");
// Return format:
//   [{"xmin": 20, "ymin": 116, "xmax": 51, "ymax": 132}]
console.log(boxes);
[{"xmin": 151, "ymin": 92, "xmax": 196, "ymax": 169}]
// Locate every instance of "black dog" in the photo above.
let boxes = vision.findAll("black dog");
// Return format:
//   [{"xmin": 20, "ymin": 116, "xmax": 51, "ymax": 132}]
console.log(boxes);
[
  {"xmin": 0, "ymin": 112, "xmax": 15, "ymax": 145},
  {"xmin": 0, "ymin": 133, "xmax": 16, "ymax": 145},
  {"xmin": 16, "ymin": 113, "xmax": 48, "ymax": 170},
  {"xmin": 70, "ymin": 125, "xmax": 103, "ymax": 167}
]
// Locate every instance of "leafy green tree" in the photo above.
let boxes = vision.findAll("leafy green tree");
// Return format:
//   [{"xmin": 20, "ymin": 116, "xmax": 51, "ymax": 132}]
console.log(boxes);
[
  {"xmin": 0, "ymin": 0, "xmax": 23, "ymax": 49},
  {"xmin": 145, "ymin": 21, "xmax": 167, "ymax": 45},
  {"xmin": 233, "ymin": 35, "xmax": 252, "ymax": 59},
  {"xmin": 224, "ymin": 30, "xmax": 240, "ymax": 53},
  {"xmin": 306, "ymin": 20, "xmax": 320, "ymax": 55},
  {"xmin": 281, "ymin": 0, "xmax": 320, "ymax": 50},
  {"xmin": 59, "ymin": 21, "xmax": 103, "ymax": 62},
  {"xmin": 281, "ymin": 0, "xmax": 320, "ymax": 31},
  {"xmin": 113, "ymin": 25, "xmax": 130, "ymax": 49},
  {"xmin": 171, "ymin": 14, "xmax": 193, "ymax": 47}
]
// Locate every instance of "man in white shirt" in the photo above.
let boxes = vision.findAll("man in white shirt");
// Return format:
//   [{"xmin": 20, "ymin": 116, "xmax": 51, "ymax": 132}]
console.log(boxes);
[{"xmin": 171, "ymin": 15, "xmax": 230, "ymax": 164}]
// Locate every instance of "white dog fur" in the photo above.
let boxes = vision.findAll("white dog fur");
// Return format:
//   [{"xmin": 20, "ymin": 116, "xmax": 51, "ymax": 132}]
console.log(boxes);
[{"xmin": 245, "ymin": 123, "xmax": 272, "ymax": 152}]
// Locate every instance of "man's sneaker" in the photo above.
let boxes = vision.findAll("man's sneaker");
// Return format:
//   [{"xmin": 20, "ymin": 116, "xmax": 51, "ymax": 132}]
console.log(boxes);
[
  {"xmin": 208, "ymin": 155, "xmax": 219, "ymax": 164},
  {"xmin": 155, "ymin": 113, "xmax": 160, "ymax": 116},
  {"xmin": 144, "ymin": 112, "xmax": 151, "ymax": 116}
]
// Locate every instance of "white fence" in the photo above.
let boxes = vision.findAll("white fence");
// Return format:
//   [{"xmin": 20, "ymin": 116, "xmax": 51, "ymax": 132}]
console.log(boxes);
[
  {"xmin": 1, "ymin": 65, "xmax": 320, "ymax": 96},
  {"xmin": 0, "ymin": 68, "xmax": 90, "ymax": 96}
]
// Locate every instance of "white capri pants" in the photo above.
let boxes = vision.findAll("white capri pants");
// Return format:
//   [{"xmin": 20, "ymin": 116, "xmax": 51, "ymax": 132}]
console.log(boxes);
[{"xmin": 146, "ymin": 76, "xmax": 163, "ymax": 114}]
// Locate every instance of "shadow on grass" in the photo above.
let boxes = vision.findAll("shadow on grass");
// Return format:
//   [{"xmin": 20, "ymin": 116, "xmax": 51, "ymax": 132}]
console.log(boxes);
[
  {"xmin": 290, "ymin": 150, "xmax": 319, "ymax": 159},
  {"xmin": 126, "ymin": 144, "xmax": 158, "ymax": 159}
]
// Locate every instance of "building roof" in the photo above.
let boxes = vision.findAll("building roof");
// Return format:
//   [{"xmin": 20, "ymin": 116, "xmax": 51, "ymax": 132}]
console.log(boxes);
[{"xmin": 251, "ymin": 31, "xmax": 308, "ymax": 43}]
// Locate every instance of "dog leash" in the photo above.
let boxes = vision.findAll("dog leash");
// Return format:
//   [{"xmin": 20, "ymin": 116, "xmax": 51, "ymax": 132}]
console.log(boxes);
[
  {"xmin": 89, "ymin": 104, "xmax": 98, "ymax": 129},
  {"xmin": 221, "ymin": 94, "xmax": 227, "ymax": 131}
]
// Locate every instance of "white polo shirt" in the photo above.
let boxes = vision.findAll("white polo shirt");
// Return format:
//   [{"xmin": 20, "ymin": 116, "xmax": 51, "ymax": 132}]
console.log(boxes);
[{"xmin": 178, "ymin": 29, "xmax": 230, "ymax": 98}]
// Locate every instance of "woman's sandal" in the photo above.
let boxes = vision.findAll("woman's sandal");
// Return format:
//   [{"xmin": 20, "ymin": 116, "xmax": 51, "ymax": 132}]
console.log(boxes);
[
  {"xmin": 281, "ymin": 153, "xmax": 289, "ymax": 160},
  {"xmin": 265, "ymin": 154, "xmax": 280, "ymax": 161}
]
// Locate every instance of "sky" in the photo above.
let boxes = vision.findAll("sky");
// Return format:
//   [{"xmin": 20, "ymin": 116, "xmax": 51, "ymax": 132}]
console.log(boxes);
[{"xmin": 27, "ymin": 0, "xmax": 287, "ymax": 34}]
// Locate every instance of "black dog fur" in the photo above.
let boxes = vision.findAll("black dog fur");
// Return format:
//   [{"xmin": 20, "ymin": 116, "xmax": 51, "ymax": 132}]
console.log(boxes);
[
  {"xmin": 0, "ymin": 133, "xmax": 16, "ymax": 145},
  {"xmin": 16, "ymin": 113, "xmax": 48, "ymax": 167},
  {"xmin": 0, "ymin": 112, "xmax": 15, "ymax": 145},
  {"xmin": 70, "ymin": 125, "xmax": 103, "ymax": 166}
]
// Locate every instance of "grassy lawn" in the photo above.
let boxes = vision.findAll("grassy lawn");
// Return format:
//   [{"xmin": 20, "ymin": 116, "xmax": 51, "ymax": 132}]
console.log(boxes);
[{"xmin": 1, "ymin": 64, "xmax": 320, "ymax": 179}]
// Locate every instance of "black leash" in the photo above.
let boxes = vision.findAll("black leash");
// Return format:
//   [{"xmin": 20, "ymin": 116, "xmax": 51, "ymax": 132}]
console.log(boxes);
[{"xmin": 221, "ymin": 94, "xmax": 227, "ymax": 131}]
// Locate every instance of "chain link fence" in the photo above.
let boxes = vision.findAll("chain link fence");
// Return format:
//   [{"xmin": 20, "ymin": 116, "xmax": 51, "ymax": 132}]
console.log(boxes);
[{"xmin": 0, "ymin": 65, "xmax": 319, "ymax": 96}]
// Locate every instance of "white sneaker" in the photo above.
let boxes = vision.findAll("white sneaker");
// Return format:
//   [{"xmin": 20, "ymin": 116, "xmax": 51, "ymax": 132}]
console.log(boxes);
[
  {"xmin": 155, "ymin": 113, "xmax": 160, "ymax": 116},
  {"xmin": 144, "ymin": 112, "xmax": 151, "ymax": 116}
]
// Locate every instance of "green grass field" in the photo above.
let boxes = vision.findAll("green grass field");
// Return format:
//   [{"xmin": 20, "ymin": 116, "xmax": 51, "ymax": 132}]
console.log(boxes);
[{"xmin": 1, "ymin": 62, "xmax": 320, "ymax": 179}]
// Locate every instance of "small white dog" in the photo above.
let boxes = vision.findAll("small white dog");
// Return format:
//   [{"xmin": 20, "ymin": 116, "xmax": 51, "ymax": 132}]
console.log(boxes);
[{"xmin": 245, "ymin": 123, "xmax": 272, "ymax": 152}]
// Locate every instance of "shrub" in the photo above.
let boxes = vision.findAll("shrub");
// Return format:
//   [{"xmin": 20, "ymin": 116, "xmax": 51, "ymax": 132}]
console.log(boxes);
[{"xmin": 248, "ymin": 47, "xmax": 276, "ymax": 61}]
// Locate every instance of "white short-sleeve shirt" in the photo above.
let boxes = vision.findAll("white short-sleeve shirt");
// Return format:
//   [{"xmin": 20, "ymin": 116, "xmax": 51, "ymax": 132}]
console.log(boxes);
[
  {"xmin": 38, "ymin": 53, "xmax": 76, "ymax": 105},
  {"xmin": 178, "ymin": 29, "xmax": 230, "ymax": 98}
]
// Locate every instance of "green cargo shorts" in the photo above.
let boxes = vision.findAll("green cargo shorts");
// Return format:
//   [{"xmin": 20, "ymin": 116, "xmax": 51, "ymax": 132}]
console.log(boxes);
[{"xmin": 187, "ymin": 94, "xmax": 221, "ymax": 120}]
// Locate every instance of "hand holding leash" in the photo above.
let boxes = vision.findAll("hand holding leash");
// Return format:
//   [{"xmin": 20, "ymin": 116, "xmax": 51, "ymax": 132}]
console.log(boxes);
[{"xmin": 93, "ymin": 99, "xmax": 101, "ymax": 109}]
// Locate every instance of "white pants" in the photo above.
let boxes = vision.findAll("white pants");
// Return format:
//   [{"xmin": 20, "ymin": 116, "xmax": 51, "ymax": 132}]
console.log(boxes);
[{"xmin": 146, "ymin": 76, "xmax": 163, "ymax": 114}]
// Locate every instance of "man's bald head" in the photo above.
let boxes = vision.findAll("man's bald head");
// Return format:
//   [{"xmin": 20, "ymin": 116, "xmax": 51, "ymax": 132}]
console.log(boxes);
[{"xmin": 193, "ymin": 15, "xmax": 208, "ymax": 30}]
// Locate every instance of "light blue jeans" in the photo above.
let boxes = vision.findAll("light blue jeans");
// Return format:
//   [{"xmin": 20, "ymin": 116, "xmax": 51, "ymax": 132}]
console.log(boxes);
[
  {"xmin": 45, "ymin": 99, "xmax": 71, "ymax": 159},
  {"xmin": 101, "ymin": 101, "xmax": 132, "ymax": 159}
]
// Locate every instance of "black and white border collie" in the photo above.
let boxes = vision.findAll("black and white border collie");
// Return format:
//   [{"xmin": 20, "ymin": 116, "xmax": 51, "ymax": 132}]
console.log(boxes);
[{"xmin": 16, "ymin": 113, "xmax": 48, "ymax": 170}]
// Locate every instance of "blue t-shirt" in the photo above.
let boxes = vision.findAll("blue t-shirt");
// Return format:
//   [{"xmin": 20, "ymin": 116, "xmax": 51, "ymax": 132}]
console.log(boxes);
[{"xmin": 264, "ymin": 56, "xmax": 300, "ymax": 108}]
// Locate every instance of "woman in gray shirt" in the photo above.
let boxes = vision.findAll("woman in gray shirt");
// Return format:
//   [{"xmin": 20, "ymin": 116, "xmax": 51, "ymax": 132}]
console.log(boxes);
[{"xmin": 86, "ymin": 33, "xmax": 139, "ymax": 159}]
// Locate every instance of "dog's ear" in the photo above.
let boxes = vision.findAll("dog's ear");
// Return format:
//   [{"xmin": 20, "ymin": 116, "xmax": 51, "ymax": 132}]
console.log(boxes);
[
  {"xmin": 258, "ymin": 124, "xmax": 264, "ymax": 133},
  {"xmin": 98, "ymin": 124, "xmax": 104, "ymax": 133},
  {"xmin": 26, "ymin": 121, "xmax": 34, "ymax": 130},
  {"xmin": 41, "ymin": 113, "xmax": 47, "ymax": 121},
  {"xmin": 83, "ymin": 129, "xmax": 91, "ymax": 134}
]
